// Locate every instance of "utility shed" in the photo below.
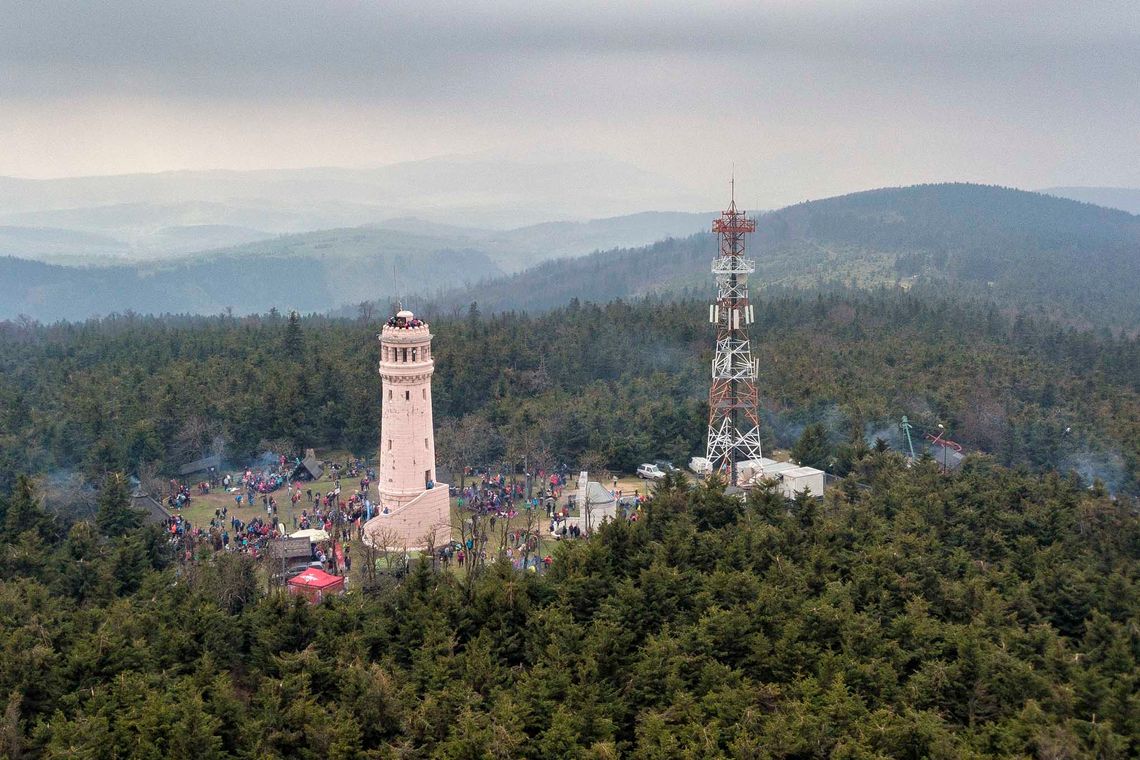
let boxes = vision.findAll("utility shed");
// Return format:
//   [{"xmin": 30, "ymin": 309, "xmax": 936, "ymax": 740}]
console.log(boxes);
[
  {"xmin": 780, "ymin": 466, "xmax": 826, "ymax": 498},
  {"xmin": 179, "ymin": 454, "xmax": 221, "ymax": 477},
  {"xmin": 571, "ymin": 480, "xmax": 617, "ymax": 534},
  {"xmin": 928, "ymin": 444, "xmax": 965, "ymax": 472},
  {"xmin": 131, "ymin": 490, "xmax": 172, "ymax": 524},
  {"xmin": 268, "ymin": 536, "xmax": 313, "ymax": 563},
  {"xmin": 742, "ymin": 460, "xmax": 796, "ymax": 484},
  {"xmin": 291, "ymin": 451, "xmax": 324, "ymax": 481}
]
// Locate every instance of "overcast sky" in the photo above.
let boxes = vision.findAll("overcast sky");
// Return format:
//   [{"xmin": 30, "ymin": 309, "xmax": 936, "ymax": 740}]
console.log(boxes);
[{"xmin": 2, "ymin": 0, "xmax": 1137, "ymax": 206}]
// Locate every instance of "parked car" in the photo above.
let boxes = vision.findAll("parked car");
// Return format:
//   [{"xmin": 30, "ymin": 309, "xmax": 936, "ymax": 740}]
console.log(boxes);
[
  {"xmin": 688, "ymin": 457, "xmax": 712, "ymax": 477},
  {"xmin": 654, "ymin": 460, "xmax": 679, "ymax": 473},
  {"xmin": 636, "ymin": 463, "xmax": 666, "ymax": 480}
]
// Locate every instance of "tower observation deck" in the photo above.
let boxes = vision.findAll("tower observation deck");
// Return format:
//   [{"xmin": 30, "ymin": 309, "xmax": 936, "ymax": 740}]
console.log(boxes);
[{"xmin": 706, "ymin": 183, "xmax": 762, "ymax": 485}]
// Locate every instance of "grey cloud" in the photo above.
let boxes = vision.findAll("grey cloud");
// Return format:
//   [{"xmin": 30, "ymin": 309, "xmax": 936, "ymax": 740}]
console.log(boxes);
[
  {"xmin": 1, "ymin": 0, "xmax": 1136, "ymax": 191},
  {"xmin": 3, "ymin": 0, "xmax": 1136, "ymax": 99}
]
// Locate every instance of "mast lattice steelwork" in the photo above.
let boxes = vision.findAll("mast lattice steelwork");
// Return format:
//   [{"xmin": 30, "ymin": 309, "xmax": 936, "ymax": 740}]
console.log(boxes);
[{"xmin": 706, "ymin": 179, "xmax": 761, "ymax": 484}]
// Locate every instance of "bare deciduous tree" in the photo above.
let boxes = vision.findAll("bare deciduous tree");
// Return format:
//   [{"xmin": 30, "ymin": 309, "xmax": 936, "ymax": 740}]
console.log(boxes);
[
  {"xmin": 37, "ymin": 471, "xmax": 98, "ymax": 522},
  {"xmin": 172, "ymin": 415, "xmax": 215, "ymax": 463},
  {"xmin": 579, "ymin": 451, "xmax": 609, "ymax": 477},
  {"xmin": 420, "ymin": 525, "xmax": 439, "ymax": 571},
  {"xmin": 136, "ymin": 461, "xmax": 164, "ymax": 499}
]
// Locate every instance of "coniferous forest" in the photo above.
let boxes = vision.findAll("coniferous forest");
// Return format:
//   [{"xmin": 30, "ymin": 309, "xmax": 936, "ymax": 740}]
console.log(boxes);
[
  {"xmin": 1, "ymin": 291, "xmax": 1137, "ymax": 495},
  {"xmin": 1, "ymin": 292, "xmax": 1139, "ymax": 757},
  {"xmin": 6, "ymin": 1, "xmax": 1140, "ymax": 756},
  {"xmin": 0, "ymin": 458, "xmax": 1137, "ymax": 757}
]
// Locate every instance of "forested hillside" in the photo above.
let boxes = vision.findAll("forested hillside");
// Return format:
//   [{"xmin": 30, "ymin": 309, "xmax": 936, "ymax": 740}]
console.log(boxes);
[
  {"xmin": 2, "ymin": 292, "xmax": 1137, "ymax": 497},
  {"xmin": 425, "ymin": 184, "xmax": 1140, "ymax": 329},
  {"xmin": 2, "ymin": 290, "xmax": 1139, "ymax": 758},
  {"xmin": 0, "ymin": 212, "xmax": 708, "ymax": 321},
  {"xmin": 0, "ymin": 246, "xmax": 501, "ymax": 322},
  {"xmin": 1, "ymin": 454, "xmax": 1137, "ymax": 757},
  {"xmin": 1044, "ymin": 186, "xmax": 1140, "ymax": 215},
  {"xmin": 6, "ymin": 183, "xmax": 1137, "ymax": 327}
]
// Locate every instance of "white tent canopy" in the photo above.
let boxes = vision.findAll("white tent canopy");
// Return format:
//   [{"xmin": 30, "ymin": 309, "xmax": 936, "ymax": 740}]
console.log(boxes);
[{"xmin": 289, "ymin": 528, "xmax": 330, "ymax": 543}]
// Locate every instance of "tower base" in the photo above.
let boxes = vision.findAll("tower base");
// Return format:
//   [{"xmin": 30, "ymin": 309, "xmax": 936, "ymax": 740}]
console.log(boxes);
[{"xmin": 363, "ymin": 485, "xmax": 451, "ymax": 550}]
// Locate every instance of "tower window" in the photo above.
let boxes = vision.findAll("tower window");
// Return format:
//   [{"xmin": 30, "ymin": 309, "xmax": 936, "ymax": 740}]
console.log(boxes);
[
  {"xmin": 401, "ymin": 348, "xmax": 408, "ymax": 362},
  {"xmin": 388, "ymin": 439, "xmax": 392, "ymax": 450},
  {"xmin": 405, "ymin": 390, "xmax": 410, "ymax": 400},
  {"xmin": 424, "ymin": 438, "xmax": 428, "ymax": 449},
  {"xmin": 412, "ymin": 347, "xmax": 417, "ymax": 361},
  {"xmin": 422, "ymin": 389, "xmax": 426, "ymax": 400},
  {"xmin": 388, "ymin": 389, "xmax": 392, "ymax": 400}
]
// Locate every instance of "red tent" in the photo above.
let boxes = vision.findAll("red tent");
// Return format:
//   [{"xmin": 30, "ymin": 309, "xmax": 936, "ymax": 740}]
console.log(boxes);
[{"xmin": 286, "ymin": 568, "xmax": 345, "ymax": 603}]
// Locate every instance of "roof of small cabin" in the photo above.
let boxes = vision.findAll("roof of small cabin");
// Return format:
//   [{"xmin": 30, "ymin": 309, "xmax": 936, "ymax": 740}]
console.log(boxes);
[
  {"xmin": 928, "ymin": 444, "xmax": 966, "ymax": 470},
  {"xmin": 782, "ymin": 466, "xmax": 825, "ymax": 478},
  {"xmin": 131, "ymin": 490, "xmax": 172, "ymax": 524},
  {"xmin": 179, "ymin": 454, "xmax": 221, "ymax": 476},
  {"xmin": 292, "ymin": 456, "xmax": 323, "ymax": 479}
]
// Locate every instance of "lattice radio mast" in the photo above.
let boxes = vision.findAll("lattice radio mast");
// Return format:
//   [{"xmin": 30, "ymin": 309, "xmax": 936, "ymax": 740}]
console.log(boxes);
[{"xmin": 706, "ymin": 177, "xmax": 762, "ymax": 485}]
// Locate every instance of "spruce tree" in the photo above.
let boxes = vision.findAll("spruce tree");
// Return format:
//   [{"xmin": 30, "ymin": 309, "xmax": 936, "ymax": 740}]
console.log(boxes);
[
  {"xmin": 2, "ymin": 475, "xmax": 53, "ymax": 541},
  {"xmin": 792, "ymin": 422, "xmax": 832, "ymax": 469},
  {"xmin": 95, "ymin": 472, "xmax": 141, "ymax": 537},
  {"xmin": 284, "ymin": 310, "xmax": 304, "ymax": 355}
]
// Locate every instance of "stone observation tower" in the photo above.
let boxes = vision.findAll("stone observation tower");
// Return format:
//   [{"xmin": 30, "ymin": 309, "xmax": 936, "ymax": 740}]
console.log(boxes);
[{"xmin": 363, "ymin": 309, "xmax": 451, "ymax": 549}]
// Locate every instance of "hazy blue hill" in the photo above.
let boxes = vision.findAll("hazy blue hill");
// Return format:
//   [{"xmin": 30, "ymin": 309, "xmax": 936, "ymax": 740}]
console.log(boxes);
[
  {"xmin": 424, "ymin": 184, "xmax": 1140, "ymax": 328},
  {"xmin": 0, "ymin": 156, "xmax": 704, "ymax": 237},
  {"xmin": 442, "ymin": 210, "xmax": 710, "ymax": 271},
  {"xmin": 0, "ymin": 200, "xmax": 370, "ymax": 255},
  {"xmin": 0, "ymin": 225, "xmax": 130, "ymax": 261},
  {"xmin": 1042, "ymin": 186, "xmax": 1140, "ymax": 215},
  {"xmin": 7, "ymin": 183, "xmax": 1137, "ymax": 325},
  {"xmin": 0, "ymin": 248, "xmax": 501, "ymax": 322},
  {"xmin": 0, "ymin": 212, "xmax": 714, "ymax": 320},
  {"xmin": 143, "ymin": 224, "xmax": 278, "ymax": 253}
]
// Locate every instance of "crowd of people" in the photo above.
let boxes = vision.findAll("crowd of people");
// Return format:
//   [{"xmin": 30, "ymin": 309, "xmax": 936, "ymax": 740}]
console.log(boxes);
[
  {"xmin": 234, "ymin": 456, "xmax": 291, "ymax": 495},
  {"xmin": 158, "ymin": 455, "xmax": 379, "ymax": 577},
  {"xmin": 161, "ymin": 452, "xmax": 650, "ymax": 587},
  {"xmin": 456, "ymin": 470, "xmax": 570, "ymax": 516},
  {"xmin": 165, "ymin": 480, "xmax": 195, "ymax": 510},
  {"xmin": 386, "ymin": 313, "xmax": 424, "ymax": 329}
]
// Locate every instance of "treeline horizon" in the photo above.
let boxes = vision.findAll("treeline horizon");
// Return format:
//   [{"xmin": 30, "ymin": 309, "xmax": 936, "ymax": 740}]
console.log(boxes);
[{"xmin": 1, "ymin": 288, "xmax": 1137, "ymax": 499}]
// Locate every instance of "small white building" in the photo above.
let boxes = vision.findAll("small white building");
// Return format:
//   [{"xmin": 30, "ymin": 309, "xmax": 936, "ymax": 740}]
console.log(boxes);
[
  {"xmin": 739, "ymin": 458, "xmax": 793, "ymax": 483},
  {"xmin": 741, "ymin": 458, "xmax": 826, "ymax": 498},
  {"xmin": 779, "ymin": 466, "xmax": 826, "ymax": 498},
  {"xmin": 558, "ymin": 475, "xmax": 618, "ymax": 536}
]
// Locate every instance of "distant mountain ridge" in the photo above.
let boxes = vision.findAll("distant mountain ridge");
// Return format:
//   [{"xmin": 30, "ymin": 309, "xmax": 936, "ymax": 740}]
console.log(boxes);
[
  {"xmin": 0, "ymin": 157, "xmax": 706, "ymax": 256},
  {"xmin": 420, "ymin": 184, "xmax": 1140, "ymax": 329},
  {"xmin": 0, "ymin": 249, "xmax": 502, "ymax": 322},
  {"xmin": 3, "ymin": 183, "xmax": 1137, "ymax": 326},
  {"xmin": 0, "ymin": 211, "xmax": 710, "ymax": 321},
  {"xmin": 1041, "ymin": 187, "xmax": 1140, "ymax": 215}
]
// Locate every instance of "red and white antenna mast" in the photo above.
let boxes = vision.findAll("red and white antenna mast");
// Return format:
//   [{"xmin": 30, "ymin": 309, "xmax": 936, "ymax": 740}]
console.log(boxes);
[{"xmin": 706, "ymin": 176, "xmax": 761, "ymax": 485}]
